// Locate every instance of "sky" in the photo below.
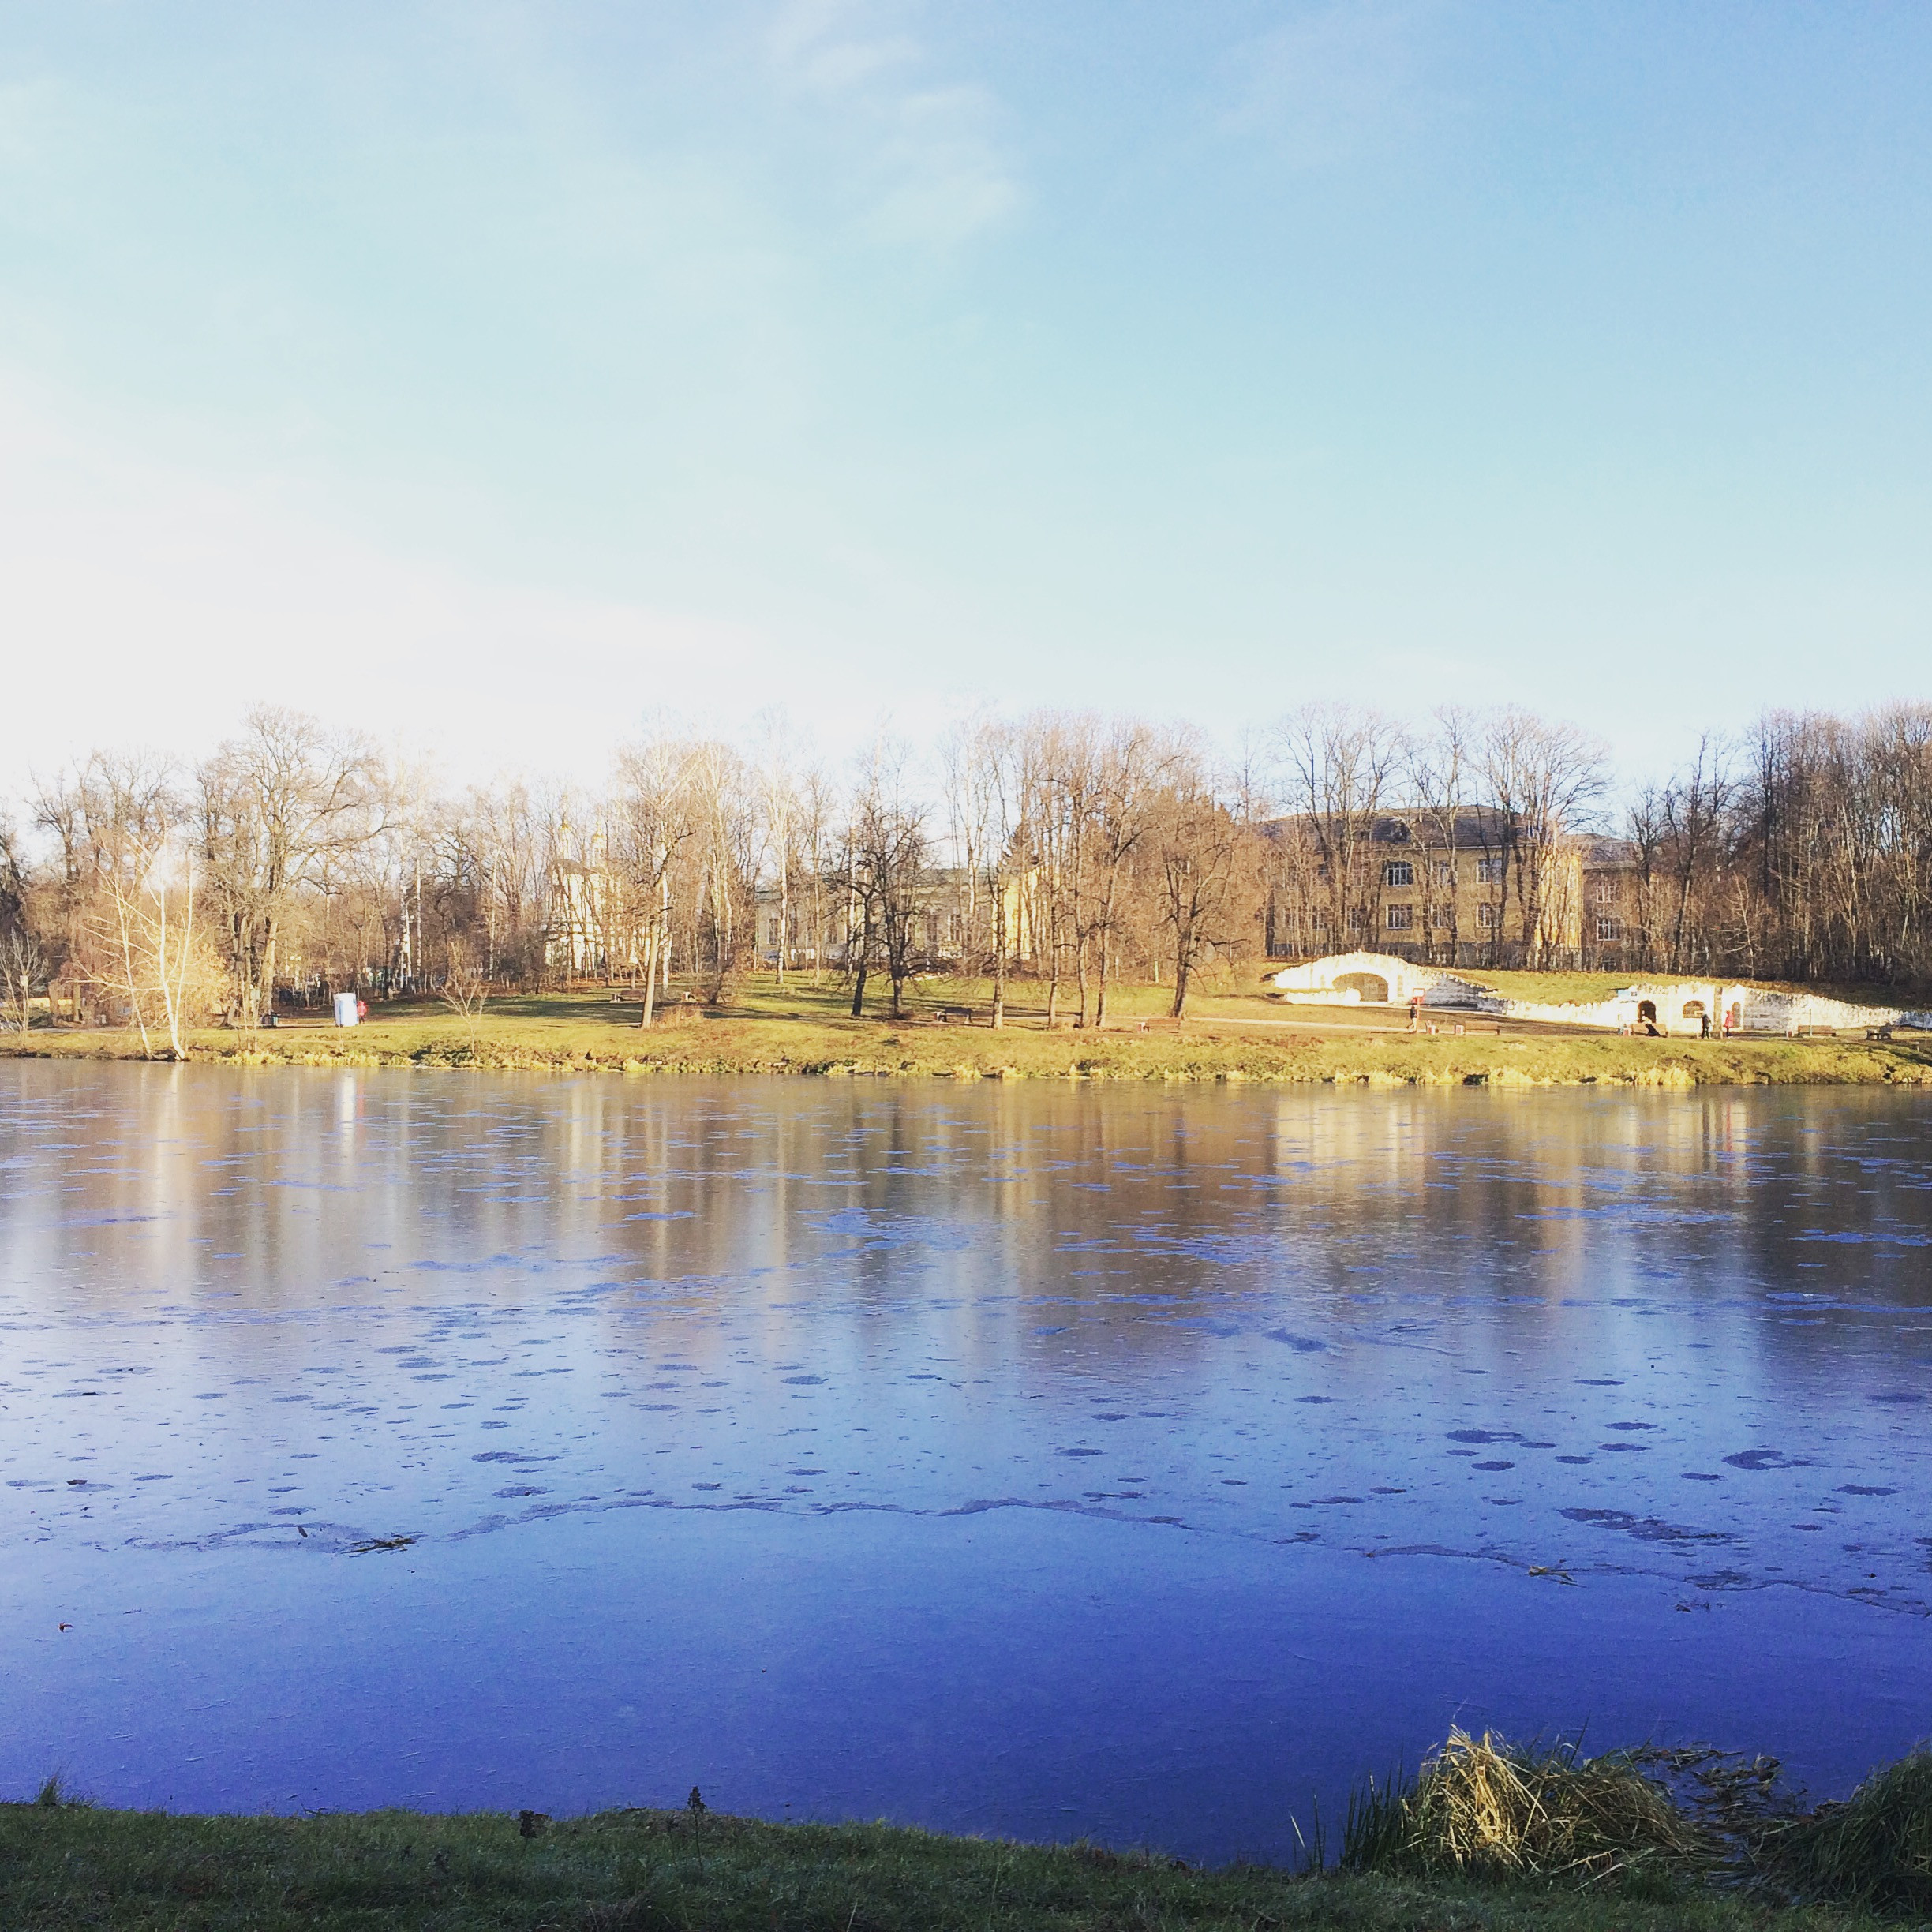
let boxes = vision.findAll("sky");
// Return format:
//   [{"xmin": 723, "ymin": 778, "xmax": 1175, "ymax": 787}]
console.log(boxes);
[{"xmin": 2, "ymin": 1, "xmax": 1930, "ymax": 796}]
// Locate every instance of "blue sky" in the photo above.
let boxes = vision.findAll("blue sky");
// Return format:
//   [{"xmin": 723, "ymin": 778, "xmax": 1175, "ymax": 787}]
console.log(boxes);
[{"xmin": 2, "ymin": 2, "xmax": 1929, "ymax": 788}]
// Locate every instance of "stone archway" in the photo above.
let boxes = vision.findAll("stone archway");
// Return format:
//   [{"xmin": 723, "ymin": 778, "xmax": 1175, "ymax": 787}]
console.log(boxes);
[
  {"xmin": 1638, "ymin": 999, "xmax": 1657, "ymax": 1024},
  {"xmin": 1335, "ymin": 972, "xmax": 1391, "ymax": 1003}
]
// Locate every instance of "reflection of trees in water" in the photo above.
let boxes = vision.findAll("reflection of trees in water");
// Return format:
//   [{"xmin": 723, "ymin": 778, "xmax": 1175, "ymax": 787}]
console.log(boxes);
[{"xmin": 14, "ymin": 1073, "xmax": 1930, "ymax": 1412}]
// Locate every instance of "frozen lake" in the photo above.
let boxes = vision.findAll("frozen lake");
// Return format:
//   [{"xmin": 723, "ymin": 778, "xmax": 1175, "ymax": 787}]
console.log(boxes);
[{"xmin": 2, "ymin": 1064, "xmax": 1928, "ymax": 1863}]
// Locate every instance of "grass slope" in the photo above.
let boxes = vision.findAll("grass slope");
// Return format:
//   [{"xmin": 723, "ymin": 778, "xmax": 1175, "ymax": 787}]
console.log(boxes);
[
  {"xmin": 6, "ymin": 979, "xmax": 1930, "ymax": 1086},
  {"xmin": 0, "ymin": 1799, "xmax": 1896, "ymax": 1932}
]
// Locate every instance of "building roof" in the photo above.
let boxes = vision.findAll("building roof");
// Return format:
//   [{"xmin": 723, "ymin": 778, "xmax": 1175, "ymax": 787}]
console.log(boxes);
[{"xmin": 1259, "ymin": 806, "xmax": 1612, "ymax": 850}]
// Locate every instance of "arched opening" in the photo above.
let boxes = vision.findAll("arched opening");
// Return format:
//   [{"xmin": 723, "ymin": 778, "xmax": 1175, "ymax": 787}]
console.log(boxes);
[
  {"xmin": 1335, "ymin": 972, "xmax": 1391, "ymax": 1003},
  {"xmin": 1681, "ymin": 1000, "xmax": 1705, "ymax": 1020},
  {"xmin": 1638, "ymin": 1000, "xmax": 1657, "ymax": 1024}
]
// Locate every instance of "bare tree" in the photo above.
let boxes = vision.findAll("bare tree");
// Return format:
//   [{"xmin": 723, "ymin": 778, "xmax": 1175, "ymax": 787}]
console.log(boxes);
[
  {"xmin": 95, "ymin": 834, "xmax": 207, "ymax": 1060},
  {"xmin": 1660, "ymin": 733, "xmax": 1734, "ymax": 972},
  {"xmin": 835, "ymin": 747, "xmax": 927, "ymax": 1019},
  {"xmin": 1153, "ymin": 751, "xmax": 1243, "ymax": 1018},
  {"xmin": 197, "ymin": 709, "xmax": 382, "ymax": 1025},
  {"xmin": 440, "ymin": 937, "xmax": 489, "ymax": 1050},
  {"xmin": 681, "ymin": 741, "xmax": 756, "ymax": 1004},
  {"xmin": 0, "ymin": 813, "xmax": 40, "ymax": 1032},
  {"xmin": 1406, "ymin": 707, "xmax": 1477, "ymax": 964},
  {"xmin": 1088, "ymin": 720, "xmax": 1163, "ymax": 1026},
  {"xmin": 1479, "ymin": 709, "xmax": 1608, "ymax": 966},
  {"xmin": 946, "ymin": 714, "xmax": 1024, "ymax": 1028},
  {"xmin": 1276, "ymin": 705, "xmax": 1407, "ymax": 949},
  {"xmin": 755, "ymin": 713, "xmax": 799, "ymax": 987},
  {"xmin": 2, "ymin": 925, "xmax": 43, "ymax": 1035},
  {"xmin": 613, "ymin": 731, "xmax": 700, "ymax": 1028},
  {"xmin": 1625, "ymin": 782, "xmax": 1668, "ymax": 972}
]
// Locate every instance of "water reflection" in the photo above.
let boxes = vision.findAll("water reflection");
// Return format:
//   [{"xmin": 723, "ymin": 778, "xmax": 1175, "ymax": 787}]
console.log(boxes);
[{"xmin": 1, "ymin": 1065, "xmax": 1929, "ymax": 1856}]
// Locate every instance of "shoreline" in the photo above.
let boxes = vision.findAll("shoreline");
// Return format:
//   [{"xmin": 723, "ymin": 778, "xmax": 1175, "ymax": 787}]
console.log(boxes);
[
  {"xmin": 0, "ymin": 1790, "xmax": 1905, "ymax": 1930},
  {"xmin": 6, "ymin": 1015, "xmax": 1931, "ymax": 1087}
]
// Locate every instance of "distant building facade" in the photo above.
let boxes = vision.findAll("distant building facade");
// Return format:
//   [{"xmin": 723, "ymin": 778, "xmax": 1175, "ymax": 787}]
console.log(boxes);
[{"xmin": 1260, "ymin": 807, "xmax": 1640, "ymax": 971}]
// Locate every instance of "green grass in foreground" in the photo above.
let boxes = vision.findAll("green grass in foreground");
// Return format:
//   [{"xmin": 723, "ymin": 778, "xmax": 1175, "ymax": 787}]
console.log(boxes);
[{"xmin": 0, "ymin": 1794, "xmax": 1898, "ymax": 1932}]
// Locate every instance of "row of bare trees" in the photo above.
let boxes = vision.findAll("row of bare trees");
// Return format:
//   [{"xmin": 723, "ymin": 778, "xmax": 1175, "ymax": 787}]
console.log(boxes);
[
  {"xmin": 942, "ymin": 716, "xmax": 1265, "ymax": 1023},
  {"xmin": 1267, "ymin": 705, "xmax": 1613, "ymax": 969},
  {"xmin": 1625, "ymin": 706, "xmax": 1932, "ymax": 985},
  {"xmin": 3, "ymin": 698, "xmax": 1929, "ymax": 1050}
]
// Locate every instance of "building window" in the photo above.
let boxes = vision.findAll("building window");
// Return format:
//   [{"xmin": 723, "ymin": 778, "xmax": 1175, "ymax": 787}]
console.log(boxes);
[
  {"xmin": 1477, "ymin": 902, "xmax": 1498, "ymax": 930},
  {"xmin": 1432, "ymin": 861, "xmax": 1454, "ymax": 887},
  {"xmin": 1477, "ymin": 856, "xmax": 1506, "ymax": 884},
  {"xmin": 1346, "ymin": 908, "xmax": 1366, "ymax": 934},
  {"xmin": 1596, "ymin": 917, "xmax": 1621, "ymax": 942},
  {"xmin": 1386, "ymin": 904, "xmax": 1414, "ymax": 932},
  {"xmin": 1430, "ymin": 904, "xmax": 1454, "ymax": 929},
  {"xmin": 1594, "ymin": 882, "xmax": 1612, "ymax": 905},
  {"xmin": 1384, "ymin": 862, "xmax": 1414, "ymax": 887}
]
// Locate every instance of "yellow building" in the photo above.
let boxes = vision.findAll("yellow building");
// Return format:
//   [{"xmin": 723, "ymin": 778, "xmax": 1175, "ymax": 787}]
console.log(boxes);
[{"xmin": 1263, "ymin": 809, "xmax": 1640, "ymax": 970}]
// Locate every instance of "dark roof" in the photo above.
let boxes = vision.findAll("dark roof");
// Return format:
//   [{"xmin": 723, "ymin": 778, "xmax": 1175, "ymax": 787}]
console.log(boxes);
[
  {"xmin": 1260, "ymin": 810, "xmax": 1631, "ymax": 858},
  {"xmin": 1258, "ymin": 807, "xmax": 1516, "ymax": 847},
  {"xmin": 1578, "ymin": 836, "xmax": 1639, "ymax": 867}
]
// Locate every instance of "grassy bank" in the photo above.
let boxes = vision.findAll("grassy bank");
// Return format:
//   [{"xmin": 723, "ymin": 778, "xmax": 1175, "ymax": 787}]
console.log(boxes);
[
  {"xmin": 5, "ymin": 977, "xmax": 1930, "ymax": 1086},
  {"xmin": 0, "ymin": 1791, "xmax": 1902, "ymax": 1932}
]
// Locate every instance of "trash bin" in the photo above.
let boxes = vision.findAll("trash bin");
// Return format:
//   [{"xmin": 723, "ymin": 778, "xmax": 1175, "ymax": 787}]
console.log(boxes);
[{"xmin": 333, "ymin": 992, "xmax": 360, "ymax": 1028}]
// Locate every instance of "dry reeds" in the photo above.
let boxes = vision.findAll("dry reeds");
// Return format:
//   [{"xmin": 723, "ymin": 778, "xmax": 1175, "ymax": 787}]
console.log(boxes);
[{"xmin": 1342, "ymin": 1728, "xmax": 1705, "ymax": 1885}]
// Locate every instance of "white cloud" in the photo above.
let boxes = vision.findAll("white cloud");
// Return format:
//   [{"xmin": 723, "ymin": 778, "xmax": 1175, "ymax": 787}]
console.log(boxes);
[
  {"xmin": 1226, "ymin": 1, "xmax": 1447, "ymax": 170},
  {"xmin": 867, "ymin": 83, "xmax": 1020, "ymax": 249},
  {"xmin": 765, "ymin": 0, "xmax": 1020, "ymax": 251},
  {"xmin": 767, "ymin": 0, "xmax": 919, "ymax": 93}
]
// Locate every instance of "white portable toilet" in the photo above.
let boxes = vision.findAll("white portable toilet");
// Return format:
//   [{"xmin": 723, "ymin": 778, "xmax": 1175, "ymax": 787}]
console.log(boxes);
[{"xmin": 333, "ymin": 991, "xmax": 360, "ymax": 1028}]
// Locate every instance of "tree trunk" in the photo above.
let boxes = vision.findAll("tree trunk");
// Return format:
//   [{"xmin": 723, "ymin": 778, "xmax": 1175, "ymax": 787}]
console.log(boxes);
[
  {"xmin": 990, "ymin": 869, "xmax": 1006, "ymax": 1029},
  {"xmin": 261, "ymin": 918, "xmax": 279, "ymax": 1026},
  {"xmin": 1170, "ymin": 942, "xmax": 1193, "ymax": 1019}
]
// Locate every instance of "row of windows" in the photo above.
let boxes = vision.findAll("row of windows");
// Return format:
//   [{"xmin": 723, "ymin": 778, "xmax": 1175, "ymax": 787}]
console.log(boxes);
[
  {"xmin": 1381, "ymin": 859, "xmax": 1510, "ymax": 888},
  {"xmin": 1376, "ymin": 861, "xmax": 1623, "ymax": 900},
  {"xmin": 1357, "ymin": 904, "xmax": 1500, "ymax": 933},
  {"xmin": 1309, "ymin": 907, "xmax": 1626, "ymax": 938}
]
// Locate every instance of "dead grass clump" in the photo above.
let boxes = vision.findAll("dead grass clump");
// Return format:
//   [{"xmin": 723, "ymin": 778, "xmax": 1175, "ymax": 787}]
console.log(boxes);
[
  {"xmin": 1344, "ymin": 1728, "xmax": 1704, "ymax": 1885},
  {"xmin": 1769, "ymin": 1747, "xmax": 1932, "ymax": 1910}
]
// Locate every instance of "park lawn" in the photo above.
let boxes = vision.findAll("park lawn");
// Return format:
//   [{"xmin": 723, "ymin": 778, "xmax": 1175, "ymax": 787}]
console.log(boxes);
[
  {"xmin": 0, "ymin": 1799, "xmax": 1899, "ymax": 1932},
  {"xmin": 4, "ymin": 984, "xmax": 1930, "ymax": 1086}
]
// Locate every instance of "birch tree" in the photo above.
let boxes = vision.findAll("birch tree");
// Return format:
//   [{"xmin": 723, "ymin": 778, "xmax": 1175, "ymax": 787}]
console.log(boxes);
[{"xmin": 614, "ymin": 732, "xmax": 699, "ymax": 1027}]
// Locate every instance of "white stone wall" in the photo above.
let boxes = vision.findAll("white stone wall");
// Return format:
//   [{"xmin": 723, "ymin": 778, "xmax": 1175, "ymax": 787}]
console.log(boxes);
[
  {"xmin": 1270, "ymin": 954, "xmax": 1931, "ymax": 1033},
  {"xmin": 1270, "ymin": 951, "xmax": 1479, "ymax": 1005}
]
